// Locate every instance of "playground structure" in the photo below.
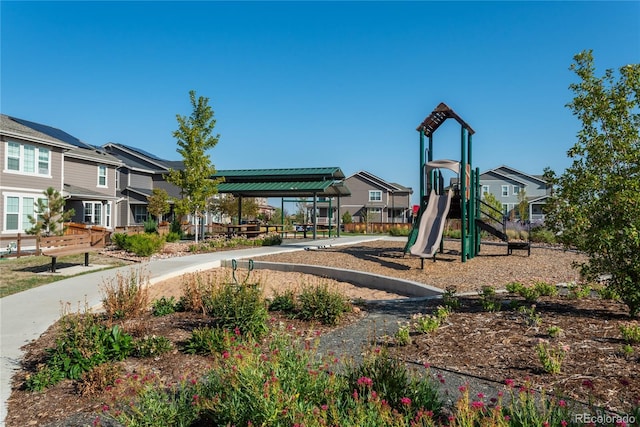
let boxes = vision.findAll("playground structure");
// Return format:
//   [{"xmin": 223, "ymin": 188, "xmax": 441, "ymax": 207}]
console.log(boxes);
[{"xmin": 406, "ymin": 103, "xmax": 530, "ymax": 264}]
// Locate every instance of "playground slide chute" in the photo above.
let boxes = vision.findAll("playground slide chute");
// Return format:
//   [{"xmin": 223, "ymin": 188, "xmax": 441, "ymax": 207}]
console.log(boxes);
[{"xmin": 410, "ymin": 189, "xmax": 453, "ymax": 259}]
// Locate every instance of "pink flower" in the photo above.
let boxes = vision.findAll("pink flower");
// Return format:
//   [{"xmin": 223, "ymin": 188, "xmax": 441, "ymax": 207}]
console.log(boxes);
[
  {"xmin": 352, "ymin": 390, "xmax": 359, "ymax": 400},
  {"xmin": 543, "ymin": 422, "xmax": 549, "ymax": 427},
  {"xmin": 400, "ymin": 397, "xmax": 412, "ymax": 406},
  {"xmin": 101, "ymin": 404, "xmax": 109, "ymax": 412},
  {"xmin": 471, "ymin": 401, "xmax": 484, "ymax": 409},
  {"xmin": 558, "ymin": 399, "xmax": 567, "ymax": 407},
  {"xmin": 504, "ymin": 378, "xmax": 515, "ymax": 388},
  {"xmin": 561, "ymin": 421, "xmax": 568, "ymax": 427},
  {"xmin": 357, "ymin": 376, "xmax": 373, "ymax": 387},
  {"xmin": 504, "ymin": 415, "xmax": 511, "ymax": 421},
  {"xmin": 477, "ymin": 393, "xmax": 485, "ymax": 399},
  {"xmin": 222, "ymin": 351, "xmax": 230, "ymax": 359},
  {"xmin": 458, "ymin": 385, "xmax": 467, "ymax": 393},
  {"xmin": 321, "ymin": 404, "xmax": 328, "ymax": 411}
]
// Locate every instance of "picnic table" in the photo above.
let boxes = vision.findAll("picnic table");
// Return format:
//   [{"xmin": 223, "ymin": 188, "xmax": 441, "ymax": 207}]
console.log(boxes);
[{"xmin": 225, "ymin": 224, "xmax": 263, "ymax": 238}]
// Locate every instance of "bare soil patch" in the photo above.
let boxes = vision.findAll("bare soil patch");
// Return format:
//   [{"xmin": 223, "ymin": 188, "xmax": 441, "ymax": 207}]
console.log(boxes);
[{"xmin": 6, "ymin": 239, "xmax": 640, "ymax": 426}]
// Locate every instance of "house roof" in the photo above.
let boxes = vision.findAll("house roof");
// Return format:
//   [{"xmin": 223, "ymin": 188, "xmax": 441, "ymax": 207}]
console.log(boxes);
[
  {"xmin": 346, "ymin": 170, "xmax": 413, "ymax": 194},
  {"xmin": 1, "ymin": 115, "xmax": 76, "ymax": 149},
  {"xmin": 213, "ymin": 167, "xmax": 345, "ymax": 182},
  {"xmin": 7, "ymin": 116, "xmax": 95, "ymax": 150},
  {"xmin": 63, "ymin": 183, "xmax": 119, "ymax": 200},
  {"xmin": 480, "ymin": 165, "xmax": 548, "ymax": 185},
  {"xmin": 416, "ymin": 102, "xmax": 475, "ymax": 136},
  {"xmin": 213, "ymin": 167, "xmax": 350, "ymax": 198},
  {"xmin": 102, "ymin": 142, "xmax": 176, "ymax": 172}
]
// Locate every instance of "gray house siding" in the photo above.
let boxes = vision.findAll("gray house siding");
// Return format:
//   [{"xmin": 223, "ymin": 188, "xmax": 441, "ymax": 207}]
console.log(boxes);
[
  {"xmin": 341, "ymin": 171, "xmax": 413, "ymax": 223},
  {"xmin": 1, "ymin": 128, "xmax": 67, "ymax": 235},
  {"xmin": 479, "ymin": 166, "xmax": 550, "ymax": 221},
  {"xmin": 64, "ymin": 157, "xmax": 117, "ymax": 198}
]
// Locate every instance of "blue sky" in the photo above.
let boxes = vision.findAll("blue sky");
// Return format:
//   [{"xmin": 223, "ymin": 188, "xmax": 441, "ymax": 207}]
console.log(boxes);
[{"xmin": 2, "ymin": 1, "xmax": 638, "ymax": 205}]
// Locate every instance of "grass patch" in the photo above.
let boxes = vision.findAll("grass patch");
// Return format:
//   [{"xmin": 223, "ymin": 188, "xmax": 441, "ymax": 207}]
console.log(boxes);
[{"xmin": 0, "ymin": 252, "xmax": 131, "ymax": 298}]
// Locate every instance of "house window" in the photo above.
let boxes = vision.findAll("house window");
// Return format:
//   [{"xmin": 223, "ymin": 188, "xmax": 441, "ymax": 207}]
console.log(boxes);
[
  {"xmin": 513, "ymin": 186, "xmax": 520, "ymax": 195},
  {"xmin": 7, "ymin": 142, "xmax": 20, "ymax": 171},
  {"xmin": 4, "ymin": 195, "xmax": 44, "ymax": 233},
  {"xmin": 502, "ymin": 204, "xmax": 509, "ymax": 215},
  {"xmin": 84, "ymin": 202, "xmax": 102, "ymax": 225},
  {"xmin": 5, "ymin": 196, "xmax": 19, "ymax": 231},
  {"xmin": 482, "ymin": 185, "xmax": 490, "ymax": 195},
  {"xmin": 105, "ymin": 203, "xmax": 111, "ymax": 228},
  {"xmin": 4, "ymin": 141, "xmax": 50, "ymax": 176},
  {"xmin": 369, "ymin": 190, "xmax": 382, "ymax": 202},
  {"xmin": 98, "ymin": 165, "xmax": 107, "ymax": 187},
  {"xmin": 501, "ymin": 185, "xmax": 509, "ymax": 197},
  {"xmin": 133, "ymin": 205, "xmax": 148, "ymax": 224}
]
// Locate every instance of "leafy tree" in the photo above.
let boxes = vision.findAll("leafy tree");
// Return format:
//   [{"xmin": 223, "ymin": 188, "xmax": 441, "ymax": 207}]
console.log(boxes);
[
  {"xmin": 517, "ymin": 189, "xmax": 529, "ymax": 222},
  {"xmin": 341, "ymin": 211, "xmax": 353, "ymax": 225},
  {"xmin": 545, "ymin": 50, "xmax": 640, "ymax": 316},
  {"xmin": 147, "ymin": 188, "xmax": 170, "ymax": 224},
  {"xmin": 27, "ymin": 187, "xmax": 75, "ymax": 236},
  {"xmin": 210, "ymin": 194, "xmax": 259, "ymax": 222},
  {"xmin": 166, "ymin": 90, "xmax": 223, "ymax": 243},
  {"xmin": 481, "ymin": 192, "xmax": 503, "ymax": 225}
]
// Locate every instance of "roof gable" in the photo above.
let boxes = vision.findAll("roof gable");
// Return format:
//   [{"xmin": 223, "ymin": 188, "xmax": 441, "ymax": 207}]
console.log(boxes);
[
  {"xmin": 1, "ymin": 114, "xmax": 75, "ymax": 148},
  {"xmin": 103, "ymin": 142, "xmax": 175, "ymax": 171},
  {"xmin": 346, "ymin": 170, "xmax": 411, "ymax": 193},
  {"xmin": 482, "ymin": 165, "xmax": 547, "ymax": 185}
]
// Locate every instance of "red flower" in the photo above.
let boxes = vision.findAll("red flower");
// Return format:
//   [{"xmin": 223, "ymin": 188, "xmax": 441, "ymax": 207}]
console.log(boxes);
[{"xmin": 400, "ymin": 397, "xmax": 412, "ymax": 406}]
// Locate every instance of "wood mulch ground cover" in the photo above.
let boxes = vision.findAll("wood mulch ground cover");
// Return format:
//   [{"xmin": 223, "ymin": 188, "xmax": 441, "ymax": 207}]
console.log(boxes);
[{"xmin": 5, "ymin": 238, "xmax": 640, "ymax": 426}]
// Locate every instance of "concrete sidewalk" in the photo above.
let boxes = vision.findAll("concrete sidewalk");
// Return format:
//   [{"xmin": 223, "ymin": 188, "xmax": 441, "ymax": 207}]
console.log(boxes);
[{"xmin": 0, "ymin": 235, "xmax": 381, "ymax": 425}]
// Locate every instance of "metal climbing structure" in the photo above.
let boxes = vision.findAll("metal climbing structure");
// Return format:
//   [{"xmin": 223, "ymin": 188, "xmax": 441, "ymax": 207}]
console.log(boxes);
[{"xmin": 408, "ymin": 102, "xmax": 481, "ymax": 262}]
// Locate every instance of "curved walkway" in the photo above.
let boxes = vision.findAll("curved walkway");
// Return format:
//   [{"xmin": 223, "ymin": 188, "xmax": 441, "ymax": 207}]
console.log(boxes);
[{"xmin": 0, "ymin": 235, "xmax": 383, "ymax": 425}]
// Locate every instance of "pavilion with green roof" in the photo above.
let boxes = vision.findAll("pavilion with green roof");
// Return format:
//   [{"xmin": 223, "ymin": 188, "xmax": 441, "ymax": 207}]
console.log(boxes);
[{"xmin": 212, "ymin": 167, "xmax": 351, "ymax": 239}]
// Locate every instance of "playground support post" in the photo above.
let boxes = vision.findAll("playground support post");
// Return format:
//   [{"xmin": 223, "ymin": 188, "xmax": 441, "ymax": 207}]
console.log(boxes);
[{"xmin": 460, "ymin": 126, "xmax": 467, "ymax": 262}]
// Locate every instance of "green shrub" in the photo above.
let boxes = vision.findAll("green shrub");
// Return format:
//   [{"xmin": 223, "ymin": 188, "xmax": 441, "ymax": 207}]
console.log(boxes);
[
  {"xmin": 170, "ymin": 218, "xmax": 183, "ymax": 234},
  {"xmin": 567, "ymin": 282, "xmax": 592, "ymax": 299},
  {"xmin": 143, "ymin": 218, "xmax": 158, "ymax": 234},
  {"xmin": 165, "ymin": 231, "xmax": 181, "ymax": 242},
  {"xmin": 444, "ymin": 229, "xmax": 461, "ymax": 239},
  {"xmin": 184, "ymin": 327, "xmax": 234, "ymax": 355},
  {"xmin": 26, "ymin": 312, "xmax": 134, "ymax": 390},
  {"xmin": 203, "ymin": 282, "xmax": 269, "ymax": 338},
  {"xmin": 151, "ymin": 296, "xmax": 178, "ymax": 316},
  {"xmin": 111, "ymin": 232, "xmax": 128, "ymax": 249},
  {"xmin": 506, "ymin": 281, "xmax": 525, "ymax": 294},
  {"xmin": 298, "ymin": 283, "xmax": 350, "ymax": 325},
  {"xmin": 344, "ymin": 347, "xmax": 441, "ymax": 415},
  {"xmin": 530, "ymin": 227, "xmax": 557, "ymax": 244},
  {"xmin": 125, "ymin": 233, "xmax": 165, "ymax": 256},
  {"xmin": 534, "ymin": 281, "xmax": 558, "ymax": 297},
  {"xmin": 620, "ymin": 324, "xmax": 640, "ymax": 343},
  {"xmin": 442, "ymin": 287, "xmax": 460, "ymax": 310},
  {"xmin": 134, "ymin": 335, "xmax": 173, "ymax": 357},
  {"xmin": 268, "ymin": 289, "xmax": 297, "ymax": 313},
  {"xmin": 412, "ymin": 313, "xmax": 440, "ymax": 334},
  {"xmin": 260, "ymin": 233, "xmax": 282, "ymax": 246},
  {"xmin": 596, "ymin": 285, "xmax": 620, "ymax": 300},
  {"xmin": 388, "ymin": 226, "xmax": 410, "ymax": 236},
  {"xmin": 479, "ymin": 285, "xmax": 501, "ymax": 312}
]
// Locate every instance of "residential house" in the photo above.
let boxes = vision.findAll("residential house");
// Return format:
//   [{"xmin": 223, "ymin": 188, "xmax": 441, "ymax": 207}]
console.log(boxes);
[
  {"xmin": 340, "ymin": 171, "xmax": 413, "ymax": 224},
  {"xmin": 479, "ymin": 165, "xmax": 550, "ymax": 221},
  {"xmin": 1, "ymin": 115, "xmax": 121, "ymax": 236},
  {"xmin": 101, "ymin": 143, "xmax": 184, "ymax": 227}
]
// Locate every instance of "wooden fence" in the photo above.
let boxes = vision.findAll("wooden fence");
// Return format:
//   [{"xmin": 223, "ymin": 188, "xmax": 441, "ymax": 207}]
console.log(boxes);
[{"xmin": 0, "ymin": 223, "xmax": 110, "ymax": 259}]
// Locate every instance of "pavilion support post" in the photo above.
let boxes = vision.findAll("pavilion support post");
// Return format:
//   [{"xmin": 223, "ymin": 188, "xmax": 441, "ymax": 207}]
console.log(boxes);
[
  {"xmin": 237, "ymin": 197, "xmax": 242, "ymax": 225},
  {"xmin": 312, "ymin": 193, "xmax": 318, "ymax": 240}
]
